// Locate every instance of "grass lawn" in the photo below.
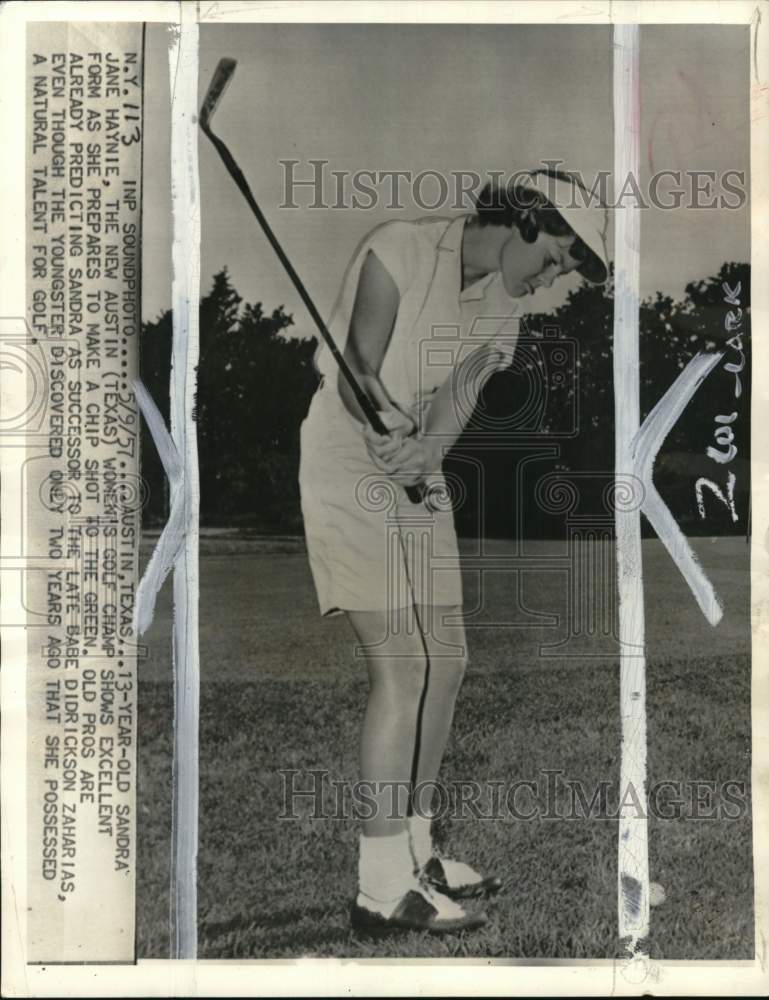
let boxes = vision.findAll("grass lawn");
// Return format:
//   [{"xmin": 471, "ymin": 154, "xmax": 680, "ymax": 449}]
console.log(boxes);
[{"xmin": 136, "ymin": 536, "xmax": 753, "ymax": 959}]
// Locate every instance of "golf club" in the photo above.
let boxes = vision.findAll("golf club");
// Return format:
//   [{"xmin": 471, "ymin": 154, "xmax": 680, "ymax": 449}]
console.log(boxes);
[{"xmin": 199, "ymin": 57, "xmax": 431, "ymax": 508}]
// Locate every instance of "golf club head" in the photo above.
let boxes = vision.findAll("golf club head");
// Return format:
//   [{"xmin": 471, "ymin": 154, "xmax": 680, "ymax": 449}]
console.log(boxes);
[{"xmin": 199, "ymin": 57, "xmax": 237, "ymax": 133}]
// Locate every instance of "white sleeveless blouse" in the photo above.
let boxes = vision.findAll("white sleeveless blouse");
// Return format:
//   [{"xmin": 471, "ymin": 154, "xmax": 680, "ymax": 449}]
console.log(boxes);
[
  {"xmin": 299, "ymin": 214, "xmax": 523, "ymax": 617},
  {"xmin": 314, "ymin": 214, "xmax": 523, "ymax": 417}
]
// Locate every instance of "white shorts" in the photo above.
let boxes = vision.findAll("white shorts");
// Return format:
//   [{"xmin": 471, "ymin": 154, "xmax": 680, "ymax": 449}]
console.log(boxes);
[{"xmin": 298, "ymin": 386, "xmax": 463, "ymax": 617}]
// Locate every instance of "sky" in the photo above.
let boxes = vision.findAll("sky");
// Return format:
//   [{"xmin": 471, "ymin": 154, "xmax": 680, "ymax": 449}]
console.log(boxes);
[{"xmin": 141, "ymin": 23, "xmax": 750, "ymax": 332}]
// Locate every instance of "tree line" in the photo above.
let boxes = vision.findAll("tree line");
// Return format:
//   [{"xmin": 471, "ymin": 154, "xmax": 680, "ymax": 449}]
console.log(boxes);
[{"xmin": 139, "ymin": 261, "xmax": 750, "ymax": 538}]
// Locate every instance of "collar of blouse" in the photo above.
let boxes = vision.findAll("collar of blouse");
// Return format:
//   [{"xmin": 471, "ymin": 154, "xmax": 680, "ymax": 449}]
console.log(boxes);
[{"xmin": 437, "ymin": 214, "xmax": 506, "ymax": 304}]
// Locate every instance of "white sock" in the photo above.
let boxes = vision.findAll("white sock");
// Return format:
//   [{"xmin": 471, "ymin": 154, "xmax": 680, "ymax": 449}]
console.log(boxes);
[
  {"xmin": 357, "ymin": 831, "xmax": 418, "ymax": 918},
  {"xmin": 408, "ymin": 812, "xmax": 434, "ymax": 869}
]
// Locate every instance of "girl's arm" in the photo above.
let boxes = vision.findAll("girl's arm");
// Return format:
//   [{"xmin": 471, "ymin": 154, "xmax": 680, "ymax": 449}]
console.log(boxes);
[
  {"xmin": 422, "ymin": 339, "xmax": 516, "ymax": 444},
  {"xmin": 341, "ymin": 246, "xmax": 514, "ymax": 482},
  {"xmin": 337, "ymin": 249, "xmax": 409, "ymax": 427},
  {"xmin": 374, "ymin": 341, "xmax": 516, "ymax": 486}
]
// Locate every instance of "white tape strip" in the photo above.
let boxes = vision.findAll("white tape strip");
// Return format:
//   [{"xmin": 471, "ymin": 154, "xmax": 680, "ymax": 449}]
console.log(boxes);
[
  {"xmin": 167, "ymin": 14, "xmax": 201, "ymax": 960},
  {"xmin": 131, "ymin": 378, "xmax": 185, "ymax": 636},
  {"xmin": 613, "ymin": 22, "xmax": 651, "ymax": 957}
]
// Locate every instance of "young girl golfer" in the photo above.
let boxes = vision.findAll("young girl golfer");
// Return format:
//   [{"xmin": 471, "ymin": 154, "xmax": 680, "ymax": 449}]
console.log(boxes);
[{"xmin": 299, "ymin": 169, "xmax": 609, "ymax": 935}]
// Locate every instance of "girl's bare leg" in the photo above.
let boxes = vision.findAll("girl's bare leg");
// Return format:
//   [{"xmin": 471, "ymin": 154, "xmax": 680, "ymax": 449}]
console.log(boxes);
[
  {"xmin": 405, "ymin": 605, "xmax": 498, "ymax": 895},
  {"xmin": 346, "ymin": 605, "xmax": 486, "ymax": 921},
  {"xmin": 347, "ymin": 604, "xmax": 468, "ymax": 829},
  {"xmin": 409, "ymin": 604, "xmax": 468, "ymax": 812},
  {"xmin": 347, "ymin": 607, "xmax": 431, "ymax": 836}
]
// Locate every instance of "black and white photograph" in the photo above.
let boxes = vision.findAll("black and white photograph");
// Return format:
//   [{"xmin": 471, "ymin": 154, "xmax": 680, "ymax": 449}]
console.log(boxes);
[
  {"xmin": 2, "ymin": 1, "xmax": 769, "ymax": 996},
  {"xmin": 138, "ymin": 11, "xmax": 756, "ymax": 961}
]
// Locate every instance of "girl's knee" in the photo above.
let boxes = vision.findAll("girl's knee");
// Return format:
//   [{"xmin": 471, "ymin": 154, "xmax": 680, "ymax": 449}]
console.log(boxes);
[
  {"xmin": 439, "ymin": 654, "xmax": 468, "ymax": 697},
  {"xmin": 364, "ymin": 629, "xmax": 467, "ymax": 704},
  {"xmin": 365, "ymin": 636, "xmax": 430, "ymax": 703}
]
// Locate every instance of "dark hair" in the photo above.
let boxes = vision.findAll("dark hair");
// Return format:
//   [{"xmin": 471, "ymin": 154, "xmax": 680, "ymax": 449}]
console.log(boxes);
[{"xmin": 475, "ymin": 168, "xmax": 600, "ymax": 281}]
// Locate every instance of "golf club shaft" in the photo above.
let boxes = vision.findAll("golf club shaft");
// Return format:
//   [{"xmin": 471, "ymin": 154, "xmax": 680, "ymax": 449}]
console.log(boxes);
[{"xmin": 199, "ymin": 121, "xmax": 426, "ymax": 506}]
